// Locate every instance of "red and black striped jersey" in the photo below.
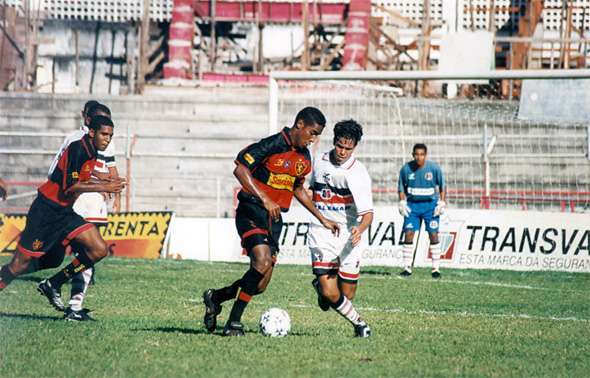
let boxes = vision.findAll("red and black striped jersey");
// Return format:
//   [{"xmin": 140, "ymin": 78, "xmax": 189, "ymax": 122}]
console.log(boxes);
[
  {"xmin": 235, "ymin": 127, "xmax": 312, "ymax": 212},
  {"xmin": 38, "ymin": 134, "xmax": 97, "ymax": 207}
]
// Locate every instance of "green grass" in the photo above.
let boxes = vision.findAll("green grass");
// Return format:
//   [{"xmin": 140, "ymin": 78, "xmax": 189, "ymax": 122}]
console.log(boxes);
[{"xmin": 1, "ymin": 256, "xmax": 588, "ymax": 377}]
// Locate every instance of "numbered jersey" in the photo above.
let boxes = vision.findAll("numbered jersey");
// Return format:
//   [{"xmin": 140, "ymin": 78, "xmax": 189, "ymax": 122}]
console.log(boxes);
[{"xmin": 310, "ymin": 151, "xmax": 373, "ymax": 227}]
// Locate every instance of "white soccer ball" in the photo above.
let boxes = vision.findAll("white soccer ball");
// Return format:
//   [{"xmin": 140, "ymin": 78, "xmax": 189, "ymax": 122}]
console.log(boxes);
[{"xmin": 259, "ymin": 307, "xmax": 291, "ymax": 337}]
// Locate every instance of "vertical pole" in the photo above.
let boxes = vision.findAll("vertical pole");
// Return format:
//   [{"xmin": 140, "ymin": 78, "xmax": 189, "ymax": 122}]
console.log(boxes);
[
  {"xmin": 125, "ymin": 123, "xmax": 132, "ymax": 212},
  {"xmin": 508, "ymin": 42, "xmax": 513, "ymax": 100},
  {"xmin": 210, "ymin": 0, "xmax": 217, "ymax": 71},
  {"xmin": 138, "ymin": 0, "xmax": 150, "ymax": 93},
  {"xmin": 488, "ymin": 0, "xmax": 495, "ymax": 32},
  {"xmin": 75, "ymin": 29, "xmax": 79, "ymax": 88},
  {"xmin": 268, "ymin": 75, "xmax": 278, "ymax": 135},
  {"xmin": 302, "ymin": 0, "xmax": 309, "ymax": 71},
  {"xmin": 216, "ymin": 176, "xmax": 221, "ymax": 218},
  {"xmin": 257, "ymin": 0, "xmax": 264, "ymax": 73},
  {"xmin": 483, "ymin": 124, "xmax": 490, "ymax": 209}
]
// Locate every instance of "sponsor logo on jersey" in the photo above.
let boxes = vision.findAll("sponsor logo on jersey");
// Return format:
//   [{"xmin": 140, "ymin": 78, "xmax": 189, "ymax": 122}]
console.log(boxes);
[
  {"xmin": 267, "ymin": 173, "xmax": 295, "ymax": 191},
  {"xmin": 425, "ymin": 172, "xmax": 433, "ymax": 180},
  {"xmin": 409, "ymin": 173, "xmax": 415, "ymax": 180},
  {"xmin": 285, "ymin": 161, "xmax": 291, "ymax": 168},
  {"xmin": 274, "ymin": 159, "xmax": 284, "ymax": 166},
  {"xmin": 322, "ymin": 172, "xmax": 330, "ymax": 182},
  {"xmin": 295, "ymin": 161, "xmax": 307, "ymax": 176},
  {"xmin": 33, "ymin": 239, "xmax": 44, "ymax": 250},
  {"xmin": 244, "ymin": 153, "xmax": 255, "ymax": 165},
  {"xmin": 72, "ymin": 172, "xmax": 79, "ymax": 179}
]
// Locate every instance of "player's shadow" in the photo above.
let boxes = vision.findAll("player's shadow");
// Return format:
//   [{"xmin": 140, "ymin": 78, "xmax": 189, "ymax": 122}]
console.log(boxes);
[
  {"xmin": 134, "ymin": 327, "xmax": 208, "ymax": 335},
  {"xmin": 362, "ymin": 269, "xmax": 392, "ymax": 276},
  {"xmin": 0, "ymin": 311, "xmax": 61, "ymax": 321}
]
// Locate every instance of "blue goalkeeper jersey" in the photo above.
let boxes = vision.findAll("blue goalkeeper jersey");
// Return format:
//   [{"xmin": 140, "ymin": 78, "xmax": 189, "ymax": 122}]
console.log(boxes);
[{"xmin": 398, "ymin": 160, "xmax": 445, "ymax": 202}]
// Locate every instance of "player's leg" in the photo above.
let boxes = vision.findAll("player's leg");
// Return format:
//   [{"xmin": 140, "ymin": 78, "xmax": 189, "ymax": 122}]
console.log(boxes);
[
  {"xmin": 45, "ymin": 225, "xmax": 107, "ymax": 292},
  {"xmin": 309, "ymin": 223, "xmax": 341, "ymax": 311},
  {"xmin": 222, "ymin": 244, "xmax": 273, "ymax": 336},
  {"xmin": 332, "ymin": 248, "xmax": 370, "ymax": 338},
  {"xmin": 423, "ymin": 202, "xmax": 442, "ymax": 278},
  {"xmin": 0, "ymin": 251, "xmax": 34, "ymax": 291},
  {"xmin": 400, "ymin": 230, "xmax": 416, "ymax": 276}
]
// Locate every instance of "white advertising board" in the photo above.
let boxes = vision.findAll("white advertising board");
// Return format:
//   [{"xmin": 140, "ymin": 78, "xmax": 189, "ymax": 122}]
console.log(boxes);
[{"xmin": 166, "ymin": 207, "xmax": 590, "ymax": 273}]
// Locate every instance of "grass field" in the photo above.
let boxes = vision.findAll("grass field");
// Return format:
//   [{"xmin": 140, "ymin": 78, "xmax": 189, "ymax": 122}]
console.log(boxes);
[{"xmin": 0, "ymin": 256, "xmax": 588, "ymax": 377}]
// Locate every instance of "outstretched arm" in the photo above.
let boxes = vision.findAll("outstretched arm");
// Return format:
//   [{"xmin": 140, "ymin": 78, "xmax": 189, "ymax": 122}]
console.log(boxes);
[
  {"xmin": 69, "ymin": 177, "xmax": 126, "ymax": 194},
  {"xmin": 294, "ymin": 186, "xmax": 340, "ymax": 236}
]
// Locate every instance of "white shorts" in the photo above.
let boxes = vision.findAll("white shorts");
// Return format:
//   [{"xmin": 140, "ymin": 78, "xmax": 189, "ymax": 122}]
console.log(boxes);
[
  {"xmin": 308, "ymin": 223, "xmax": 361, "ymax": 283},
  {"xmin": 73, "ymin": 192, "xmax": 108, "ymax": 224}
]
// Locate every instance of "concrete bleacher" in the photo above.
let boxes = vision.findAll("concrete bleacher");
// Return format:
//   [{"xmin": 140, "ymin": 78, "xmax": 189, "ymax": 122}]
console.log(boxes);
[{"xmin": 0, "ymin": 87, "xmax": 269, "ymax": 217}]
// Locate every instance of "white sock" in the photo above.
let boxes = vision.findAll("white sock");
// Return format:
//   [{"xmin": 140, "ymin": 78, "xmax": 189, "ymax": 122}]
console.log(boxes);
[
  {"xmin": 69, "ymin": 267, "xmax": 93, "ymax": 311},
  {"xmin": 334, "ymin": 295, "xmax": 364, "ymax": 326},
  {"xmin": 402, "ymin": 243, "xmax": 414, "ymax": 271},
  {"xmin": 430, "ymin": 243, "xmax": 441, "ymax": 272}
]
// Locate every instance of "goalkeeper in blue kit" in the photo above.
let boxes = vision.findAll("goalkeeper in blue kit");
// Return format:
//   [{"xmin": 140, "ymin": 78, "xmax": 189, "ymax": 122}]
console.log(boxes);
[{"xmin": 398, "ymin": 143, "xmax": 447, "ymax": 278}]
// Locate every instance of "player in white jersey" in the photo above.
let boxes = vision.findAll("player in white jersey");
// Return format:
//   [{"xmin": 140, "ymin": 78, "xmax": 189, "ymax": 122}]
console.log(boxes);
[
  {"xmin": 43, "ymin": 102, "xmax": 120, "ymax": 321},
  {"xmin": 308, "ymin": 119, "xmax": 373, "ymax": 338}
]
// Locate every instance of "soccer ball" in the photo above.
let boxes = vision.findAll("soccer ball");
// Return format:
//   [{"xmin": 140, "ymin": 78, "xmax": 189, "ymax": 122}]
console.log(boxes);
[{"xmin": 259, "ymin": 307, "xmax": 291, "ymax": 337}]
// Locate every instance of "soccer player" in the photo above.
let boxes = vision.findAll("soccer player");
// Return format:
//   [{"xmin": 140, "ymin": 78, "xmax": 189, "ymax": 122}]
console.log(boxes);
[
  {"xmin": 398, "ymin": 143, "xmax": 446, "ymax": 278},
  {"xmin": 0, "ymin": 116, "xmax": 126, "ymax": 315},
  {"xmin": 308, "ymin": 119, "xmax": 373, "ymax": 338},
  {"xmin": 42, "ymin": 102, "xmax": 121, "ymax": 321},
  {"xmin": 203, "ymin": 107, "xmax": 340, "ymax": 336}
]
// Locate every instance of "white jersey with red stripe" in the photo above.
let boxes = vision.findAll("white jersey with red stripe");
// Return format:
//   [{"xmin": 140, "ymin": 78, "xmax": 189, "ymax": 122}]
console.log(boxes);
[{"xmin": 309, "ymin": 151, "xmax": 373, "ymax": 228}]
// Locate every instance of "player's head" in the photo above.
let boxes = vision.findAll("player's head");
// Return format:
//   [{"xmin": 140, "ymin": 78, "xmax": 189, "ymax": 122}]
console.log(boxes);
[
  {"xmin": 82, "ymin": 100, "xmax": 100, "ymax": 124},
  {"xmin": 88, "ymin": 115, "xmax": 114, "ymax": 151},
  {"xmin": 331, "ymin": 119, "xmax": 363, "ymax": 165},
  {"xmin": 291, "ymin": 107, "xmax": 326, "ymax": 149},
  {"xmin": 87, "ymin": 103, "xmax": 111, "ymax": 119},
  {"xmin": 412, "ymin": 143, "xmax": 428, "ymax": 167}
]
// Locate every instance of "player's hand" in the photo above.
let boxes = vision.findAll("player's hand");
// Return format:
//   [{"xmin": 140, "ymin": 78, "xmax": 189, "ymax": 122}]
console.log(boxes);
[
  {"xmin": 398, "ymin": 200, "xmax": 411, "ymax": 218},
  {"xmin": 350, "ymin": 226, "xmax": 364, "ymax": 246},
  {"xmin": 263, "ymin": 198, "xmax": 281, "ymax": 222},
  {"xmin": 321, "ymin": 218, "xmax": 340, "ymax": 237},
  {"xmin": 105, "ymin": 177, "xmax": 126, "ymax": 193},
  {"xmin": 112, "ymin": 194, "xmax": 121, "ymax": 214},
  {"xmin": 433, "ymin": 200, "xmax": 446, "ymax": 217}
]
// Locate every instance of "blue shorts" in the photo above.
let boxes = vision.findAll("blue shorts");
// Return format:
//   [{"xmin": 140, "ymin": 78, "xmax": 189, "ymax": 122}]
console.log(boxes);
[{"xmin": 403, "ymin": 199, "xmax": 439, "ymax": 233}]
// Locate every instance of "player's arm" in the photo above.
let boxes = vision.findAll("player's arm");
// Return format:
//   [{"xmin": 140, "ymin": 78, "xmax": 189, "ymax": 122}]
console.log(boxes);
[
  {"xmin": 293, "ymin": 186, "xmax": 340, "ymax": 235},
  {"xmin": 69, "ymin": 176, "xmax": 126, "ymax": 194},
  {"xmin": 108, "ymin": 166, "xmax": 122, "ymax": 214},
  {"xmin": 351, "ymin": 212, "xmax": 373, "ymax": 246},
  {"xmin": 234, "ymin": 164, "xmax": 281, "ymax": 221},
  {"xmin": 398, "ymin": 168, "xmax": 410, "ymax": 217}
]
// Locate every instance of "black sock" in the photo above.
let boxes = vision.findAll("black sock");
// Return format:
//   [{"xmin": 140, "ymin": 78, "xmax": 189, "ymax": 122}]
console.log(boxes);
[
  {"xmin": 49, "ymin": 252, "xmax": 94, "ymax": 289},
  {"xmin": 227, "ymin": 268, "xmax": 265, "ymax": 324},
  {"xmin": 215, "ymin": 280, "xmax": 241, "ymax": 303},
  {"xmin": 0, "ymin": 265, "xmax": 16, "ymax": 291}
]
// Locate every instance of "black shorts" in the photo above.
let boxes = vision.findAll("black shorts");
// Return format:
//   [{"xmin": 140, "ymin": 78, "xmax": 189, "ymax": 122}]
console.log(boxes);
[
  {"xmin": 17, "ymin": 196, "xmax": 94, "ymax": 258},
  {"xmin": 235, "ymin": 200, "xmax": 283, "ymax": 264}
]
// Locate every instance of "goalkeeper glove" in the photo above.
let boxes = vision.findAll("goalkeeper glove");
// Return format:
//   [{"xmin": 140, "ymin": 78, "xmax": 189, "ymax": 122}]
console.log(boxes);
[
  {"xmin": 433, "ymin": 200, "xmax": 446, "ymax": 217},
  {"xmin": 398, "ymin": 200, "xmax": 411, "ymax": 218}
]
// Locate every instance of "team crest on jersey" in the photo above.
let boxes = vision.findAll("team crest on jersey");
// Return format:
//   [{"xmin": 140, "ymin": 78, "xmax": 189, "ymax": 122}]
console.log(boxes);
[
  {"xmin": 320, "ymin": 188, "xmax": 333, "ymax": 200},
  {"xmin": 295, "ymin": 162, "xmax": 307, "ymax": 176},
  {"xmin": 425, "ymin": 172, "xmax": 433, "ymax": 180},
  {"xmin": 244, "ymin": 153, "xmax": 255, "ymax": 165},
  {"xmin": 430, "ymin": 220, "xmax": 438, "ymax": 229},
  {"xmin": 33, "ymin": 239, "xmax": 44, "ymax": 250}
]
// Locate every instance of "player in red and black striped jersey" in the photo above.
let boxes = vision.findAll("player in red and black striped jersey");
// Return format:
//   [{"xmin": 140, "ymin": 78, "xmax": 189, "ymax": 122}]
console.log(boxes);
[
  {"xmin": 203, "ymin": 107, "xmax": 340, "ymax": 336},
  {"xmin": 0, "ymin": 116, "xmax": 126, "ymax": 315}
]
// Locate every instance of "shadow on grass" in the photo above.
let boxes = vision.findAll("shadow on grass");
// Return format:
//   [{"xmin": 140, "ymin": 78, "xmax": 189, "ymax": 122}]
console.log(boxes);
[
  {"xmin": 0, "ymin": 311, "xmax": 61, "ymax": 321},
  {"xmin": 362, "ymin": 270, "xmax": 393, "ymax": 276},
  {"xmin": 134, "ymin": 327, "xmax": 208, "ymax": 335}
]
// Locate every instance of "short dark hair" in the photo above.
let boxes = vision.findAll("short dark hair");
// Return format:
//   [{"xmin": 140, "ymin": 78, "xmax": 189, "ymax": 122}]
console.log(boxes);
[
  {"xmin": 89, "ymin": 115, "xmax": 114, "ymax": 132},
  {"xmin": 293, "ymin": 107, "xmax": 326, "ymax": 128},
  {"xmin": 333, "ymin": 119, "xmax": 363, "ymax": 146},
  {"xmin": 413, "ymin": 143, "xmax": 427, "ymax": 154},
  {"xmin": 87, "ymin": 103, "xmax": 111, "ymax": 118},
  {"xmin": 83, "ymin": 100, "xmax": 100, "ymax": 114}
]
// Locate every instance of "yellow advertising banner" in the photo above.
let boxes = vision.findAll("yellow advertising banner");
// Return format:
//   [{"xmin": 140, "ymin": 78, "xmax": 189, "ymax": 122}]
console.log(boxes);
[{"xmin": 0, "ymin": 212, "xmax": 173, "ymax": 259}]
